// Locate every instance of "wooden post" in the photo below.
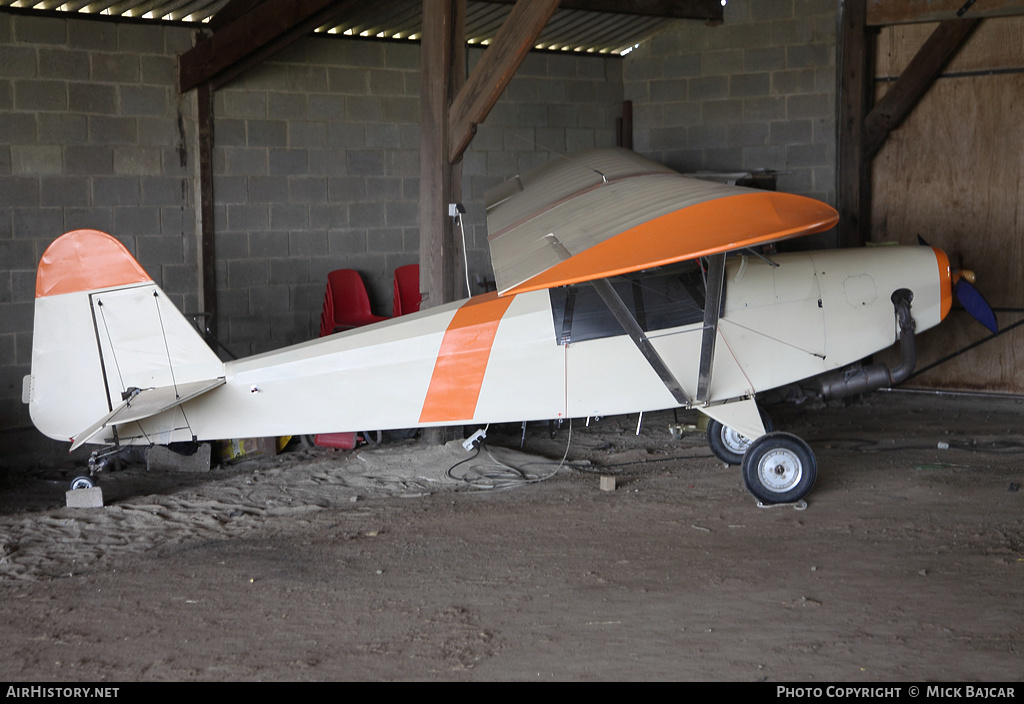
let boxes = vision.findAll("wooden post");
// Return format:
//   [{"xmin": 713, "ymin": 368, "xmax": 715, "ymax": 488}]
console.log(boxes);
[
  {"xmin": 838, "ymin": 0, "xmax": 871, "ymax": 249},
  {"xmin": 617, "ymin": 100, "xmax": 633, "ymax": 149},
  {"xmin": 196, "ymin": 81, "xmax": 217, "ymax": 337},
  {"xmin": 417, "ymin": 0, "xmax": 558, "ymax": 441},
  {"xmin": 418, "ymin": 0, "xmax": 465, "ymax": 444},
  {"xmin": 418, "ymin": 0, "xmax": 465, "ymax": 310},
  {"xmin": 450, "ymin": 4, "xmax": 466, "ymax": 300}
]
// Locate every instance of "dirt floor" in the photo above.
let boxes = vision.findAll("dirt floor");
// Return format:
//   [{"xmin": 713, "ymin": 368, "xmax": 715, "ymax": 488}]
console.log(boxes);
[{"xmin": 0, "ymin": 390, "xmax": 1021, "ymax": 682}]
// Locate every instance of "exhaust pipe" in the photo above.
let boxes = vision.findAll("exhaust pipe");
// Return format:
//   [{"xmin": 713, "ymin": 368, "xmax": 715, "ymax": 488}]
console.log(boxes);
[{"xmin": 816, "ymin": 288, "xmax": 916, "ymax": 400}]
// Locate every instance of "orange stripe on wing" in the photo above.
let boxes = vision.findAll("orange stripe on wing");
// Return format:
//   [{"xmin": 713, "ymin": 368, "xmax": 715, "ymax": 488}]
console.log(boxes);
[
  {"xmin": 419, "ymin": 292, "xmax": 516, "ymax": 424},
  {"xmin": 503, "ymin": 190, "xmax": 839, "ymax": 295}
]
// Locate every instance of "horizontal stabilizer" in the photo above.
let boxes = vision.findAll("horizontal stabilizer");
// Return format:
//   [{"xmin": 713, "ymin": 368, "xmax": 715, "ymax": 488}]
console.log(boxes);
[{"xmin": 70, "ymin": 378, "xmax": 225, "ymax": 451}]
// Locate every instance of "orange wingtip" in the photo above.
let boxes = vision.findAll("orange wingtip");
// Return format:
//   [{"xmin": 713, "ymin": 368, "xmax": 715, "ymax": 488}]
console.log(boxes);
[
  {"xmin": 36, "ymin": 230, "xmax": 151, "ymax": 298},
  {"xmin": 502, "ymin": 191, "xmax": 839, "ymax": 295}
]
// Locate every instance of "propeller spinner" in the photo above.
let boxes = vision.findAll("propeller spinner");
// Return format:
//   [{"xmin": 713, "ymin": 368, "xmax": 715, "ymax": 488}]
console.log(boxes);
[{"xmin": 918, "ymin": 236, "xmax": 998, "ymax": 334}]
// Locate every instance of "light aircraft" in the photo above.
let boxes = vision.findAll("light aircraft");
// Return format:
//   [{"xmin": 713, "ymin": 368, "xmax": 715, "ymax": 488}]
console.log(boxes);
[{"xmin": 24, "ymin": 148, "xmax": 995, "ymax": 504}]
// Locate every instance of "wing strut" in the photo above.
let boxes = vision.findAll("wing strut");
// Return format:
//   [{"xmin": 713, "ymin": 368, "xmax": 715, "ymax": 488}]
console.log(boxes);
[
  {"xmin": 543, "ymin": 231, "xmax": 691, "ymax": 407},
  {"xmin": 591, "ymin": 278, "xmax": 691, "ymax": 407},
  {"xmin": 696, "ymin": 253, "xmax": 726, "ymax": 404}
]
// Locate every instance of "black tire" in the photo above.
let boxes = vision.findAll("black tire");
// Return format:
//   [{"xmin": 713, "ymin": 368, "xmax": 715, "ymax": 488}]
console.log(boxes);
[
  {"xmin": 706, "ymin": 407, "xmax": 773, "ymax": 466},
  {"xmin": 70, "ymin": 475, "xmax": 94, "ymax": 491},
  {"xmin": 741, "ymin": 432, "xmax": 816, "ymax": 504}
]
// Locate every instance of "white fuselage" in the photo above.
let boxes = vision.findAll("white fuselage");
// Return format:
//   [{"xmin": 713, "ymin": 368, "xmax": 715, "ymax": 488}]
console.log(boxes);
[{"xmin": 29, "ymin": 246, "xmax": 950, "ymax": 447}]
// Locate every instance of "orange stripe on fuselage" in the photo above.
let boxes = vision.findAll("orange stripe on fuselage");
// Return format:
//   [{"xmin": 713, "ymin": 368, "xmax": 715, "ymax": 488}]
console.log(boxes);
[
  {"xmin": 36, "ymin": 230, "xmax": 151, "ymax": 297},
  {"xmin": 419, "ymin": 292, "xmax": 516, "ymax": 423}
]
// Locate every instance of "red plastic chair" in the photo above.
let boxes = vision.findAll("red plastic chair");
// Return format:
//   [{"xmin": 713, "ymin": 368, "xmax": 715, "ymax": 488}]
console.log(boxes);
[
  {"xmin": 319, "ymin": 269, "xmax": 388, "ymax": 337},
  {"xmin": 392, "ymin": 264, "xmax": 421, "ymax": 317}
]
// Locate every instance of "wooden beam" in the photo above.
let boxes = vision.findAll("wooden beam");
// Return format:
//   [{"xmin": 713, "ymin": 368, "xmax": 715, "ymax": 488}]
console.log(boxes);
[
  {"xmin": 419, "ymin": 0, "xmax": 465, "ymax": 310},
  {"xmin": 448, "ymin": 0, "xmax": 560, "ymax": 163},
  {"xmin": 479, "ymin": 0, "xmax": 722, "ymax": 21},
  {"xmin": 863, "ymin": 18, "xmax": 979, "ymax": 161},
  {"xmin": 196, "ymin": 82, "xmax": 217, "ymax": 337},
  {"xmin": 837, "ymin": 0, "xmax": 871, "ymax": 248},
  {"xmin": 178, "ymin": 0, "xmax": 362, "ymax": 93},
  {"xmin": 450, "ymin": 3, "xmax": 467, "ymax": 302},
  {"xmin": 617, "ymin": 100, "xmax": 633, "ymax": 149},
  {"xmin": 207, "ymin": 0, "xmax": 269, "ymax": 33},
  {"xmin": 867, "ymin": 0, "xmax": 1024, "ymax": 26},
  {"xmin": 418, "ymin": 0, "xmax": 465, "ymax": 445}
]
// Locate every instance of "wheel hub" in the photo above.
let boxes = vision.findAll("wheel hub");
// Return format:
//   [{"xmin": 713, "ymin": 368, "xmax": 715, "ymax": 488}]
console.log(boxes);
[
  {"xmin": 757, "ymin": 449, "xmax": 803, "ymax": 493},
  {"xmin": 721, "ymin": 426, "xmax": 751, "ymax": 454}
]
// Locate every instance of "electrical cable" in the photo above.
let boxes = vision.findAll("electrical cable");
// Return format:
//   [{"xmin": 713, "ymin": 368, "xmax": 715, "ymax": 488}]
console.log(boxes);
[
  {"xmin": 905, "ymin": 314, "xmax": 1024, "ymax": 381},
  {"xmin": 446, "ymin": 419, "xmax": 579, "ymax": 490}
]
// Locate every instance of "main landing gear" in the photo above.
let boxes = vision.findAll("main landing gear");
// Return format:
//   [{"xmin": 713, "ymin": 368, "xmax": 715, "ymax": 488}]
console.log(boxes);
[
  {"xmin": 740, "ymin": 432, "xmax": 816, "ymax": 504},
  {"xmin": 706, "ymin": 407, "xmax": 774, "ymax": 466},
  {"xmin": 706, "ymin": 409, "xmax": 817, "ymax": 505}
]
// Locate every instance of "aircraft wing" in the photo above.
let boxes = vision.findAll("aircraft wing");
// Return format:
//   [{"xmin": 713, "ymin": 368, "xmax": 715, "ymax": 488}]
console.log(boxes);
[
  {"xmin": 70, "ymin": 377, "xmax": 225, "ymax": 451},
  {"xmin": 485, "ymin": 147, "xmax": 839, "ymax": 296}
]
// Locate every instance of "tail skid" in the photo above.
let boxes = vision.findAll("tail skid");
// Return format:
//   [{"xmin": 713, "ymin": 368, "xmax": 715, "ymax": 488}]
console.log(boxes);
[{"xmin": 28, "ymin": 230, "xmax": 225, "ymax": 448}]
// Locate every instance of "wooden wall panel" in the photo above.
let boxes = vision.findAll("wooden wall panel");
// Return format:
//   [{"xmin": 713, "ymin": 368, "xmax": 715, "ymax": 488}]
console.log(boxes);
[
  {"xmin": 876, "ymin": 17, "xmax": 1024, "ymax": 76},
  {"xmin": 870, "ymin": 18, "xmax": 1024, "ymax": 393},
  {"xmin": 868, "ymin": 0, "xmax": 1024, "ymax": 26}
]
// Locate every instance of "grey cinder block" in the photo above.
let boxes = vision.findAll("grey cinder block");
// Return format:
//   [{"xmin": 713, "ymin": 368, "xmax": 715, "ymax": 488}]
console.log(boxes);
[
  {"xmin": 66, "ymin": 486, "xmax": 103, "ymax": 508},
  {"xmin": 146, "ymin": 443, "xmax": 211, "ymax": 473}
]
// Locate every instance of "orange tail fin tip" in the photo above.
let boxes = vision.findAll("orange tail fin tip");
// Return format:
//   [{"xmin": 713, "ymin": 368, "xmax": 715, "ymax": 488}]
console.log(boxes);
[{"xmin": 36, "ymin": 230, "xmax": 151, "ymax": 298}]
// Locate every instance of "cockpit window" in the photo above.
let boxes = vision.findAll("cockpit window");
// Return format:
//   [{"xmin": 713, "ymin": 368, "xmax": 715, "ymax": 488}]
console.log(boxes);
[{"xmin": 548, "ymin": 261, "xmax": 711, "ymax": 344}]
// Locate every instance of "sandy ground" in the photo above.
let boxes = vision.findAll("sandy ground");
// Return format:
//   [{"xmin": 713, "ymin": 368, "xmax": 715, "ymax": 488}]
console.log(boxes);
[{"xmin": 0, "ymin": 391, "xmax": 1021, "ymax": 682}]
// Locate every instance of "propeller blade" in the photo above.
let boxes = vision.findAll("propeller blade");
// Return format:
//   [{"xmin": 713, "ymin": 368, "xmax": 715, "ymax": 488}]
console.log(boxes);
[{"xmin": 954, "ymin": 279, "xmax": 998, "ymax": 333}]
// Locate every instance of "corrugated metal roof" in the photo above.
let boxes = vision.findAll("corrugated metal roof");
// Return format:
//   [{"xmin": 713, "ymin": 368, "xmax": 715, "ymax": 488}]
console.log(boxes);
[{"xmin": 0, "ymin": 0, "xmax": 681, "ymax": 55}]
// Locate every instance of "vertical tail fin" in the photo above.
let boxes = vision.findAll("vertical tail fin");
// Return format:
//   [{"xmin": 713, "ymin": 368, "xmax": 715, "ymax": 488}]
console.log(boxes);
[{"xmin": 27, "ymin": 230, "xmax": 224, "ymax": 445}]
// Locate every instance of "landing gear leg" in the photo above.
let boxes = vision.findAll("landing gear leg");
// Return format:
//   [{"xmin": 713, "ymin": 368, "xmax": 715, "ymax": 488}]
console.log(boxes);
[
  {"xmin": 69, "ymin": 447, "xmax": 115, "ymax": 491},
  {"xmin": 706, "ymin": 407, "xmax": 774, "ymax": 466}
]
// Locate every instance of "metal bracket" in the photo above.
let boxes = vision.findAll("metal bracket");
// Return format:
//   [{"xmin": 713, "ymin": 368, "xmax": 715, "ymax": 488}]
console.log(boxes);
[{"xmin": 696, "ymin": 253, "xmax": 726, "ymax": 404}]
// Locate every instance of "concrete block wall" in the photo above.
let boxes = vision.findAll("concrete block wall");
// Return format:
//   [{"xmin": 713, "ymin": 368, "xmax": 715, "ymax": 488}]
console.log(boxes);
[
  {"xmin": 463, "ymin": 48, "xmax": 624, "ymax": 276},
  {"xmin": 0, "ymin": 13, "xmax": 197, "ymax": 437},
  {"xmin": 625, "ymin": 0, "xmax": 838, "ymax": 206},
  {"xmin": 213, "ymin": 39, "xmax": 623, "ymax": 357},
  {"xmin": 211, "ymin": 36, "xmax": 425, "ymax": 356}
]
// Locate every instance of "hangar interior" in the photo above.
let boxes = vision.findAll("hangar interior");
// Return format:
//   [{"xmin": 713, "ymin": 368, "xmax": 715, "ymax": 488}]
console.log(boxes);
[
  {"xmin": 1, "ymin": 0, "xmax": 1023, "ymax": 683},
  {"xmin": 0, "ymin": 0, "xmax": 1021, "ymax": 462}
]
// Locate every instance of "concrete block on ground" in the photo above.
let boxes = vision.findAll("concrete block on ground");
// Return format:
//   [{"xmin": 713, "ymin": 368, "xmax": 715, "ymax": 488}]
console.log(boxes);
[
  {"xmin": 600, "ymin": 475, "xmax": 616, "ymax": 492},
  {"xmin": 146, "ymin": 443, "xmax": 211, "ymax": 472},
  {"xmin": 66, "ymin": 486, "xmax": 104, "ymax": 508}
]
